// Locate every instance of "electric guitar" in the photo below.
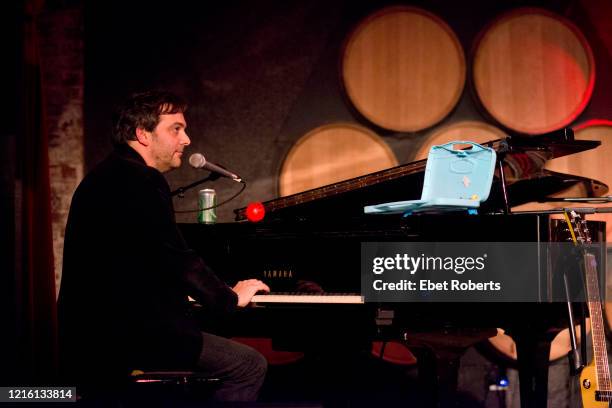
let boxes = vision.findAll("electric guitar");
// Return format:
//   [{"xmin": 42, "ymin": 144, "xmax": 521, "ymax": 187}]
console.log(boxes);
[{"xmin": 568, "ymin": 210, "xmax": 612, "ymax": 407}]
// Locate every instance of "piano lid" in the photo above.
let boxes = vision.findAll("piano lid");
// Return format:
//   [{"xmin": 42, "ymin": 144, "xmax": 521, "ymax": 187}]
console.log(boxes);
[{"xmin": 234, "ymin": 128, "xmax": 607, "ymax": 221}]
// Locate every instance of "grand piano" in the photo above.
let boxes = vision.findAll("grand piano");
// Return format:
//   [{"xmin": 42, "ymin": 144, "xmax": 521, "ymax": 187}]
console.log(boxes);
[{"xmin": 179, "ymin": 129, "xmax": 608, "ymax": 407}]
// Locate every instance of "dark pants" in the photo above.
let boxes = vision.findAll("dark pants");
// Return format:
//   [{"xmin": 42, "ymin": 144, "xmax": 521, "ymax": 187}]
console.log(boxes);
[{"xmin": 196, "ymin": 332, "xmax": 267, "ymax": 402}]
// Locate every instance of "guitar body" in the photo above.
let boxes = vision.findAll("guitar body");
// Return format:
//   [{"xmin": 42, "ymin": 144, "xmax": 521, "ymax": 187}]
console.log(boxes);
[{"xmin": 581, "ymin": 360, "xmax": 611, "ymax": 407}]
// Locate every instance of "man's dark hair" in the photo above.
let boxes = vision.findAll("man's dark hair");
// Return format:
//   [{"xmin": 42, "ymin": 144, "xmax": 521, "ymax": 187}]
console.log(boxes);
[{"xmin": 112, "ymin": 90, "xmax": 187, "ymax": 145}]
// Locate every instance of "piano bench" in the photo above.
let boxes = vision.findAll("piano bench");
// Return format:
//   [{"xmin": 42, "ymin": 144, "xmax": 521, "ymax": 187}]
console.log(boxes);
[{"xmin": 127, "ymin": 369, "xmax": 221, "ymax": 403}]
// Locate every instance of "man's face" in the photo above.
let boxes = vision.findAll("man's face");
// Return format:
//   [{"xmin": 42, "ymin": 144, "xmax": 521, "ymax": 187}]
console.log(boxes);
[{"xmin": 149, "ymin": 112, "xmax": 190, "ymax": 172}]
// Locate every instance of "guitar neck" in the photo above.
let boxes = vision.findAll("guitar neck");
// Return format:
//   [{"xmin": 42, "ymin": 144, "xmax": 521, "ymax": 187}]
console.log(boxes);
[{"xmin": 584, "ymin": 252, "xmax": 612, "ymax": 394}]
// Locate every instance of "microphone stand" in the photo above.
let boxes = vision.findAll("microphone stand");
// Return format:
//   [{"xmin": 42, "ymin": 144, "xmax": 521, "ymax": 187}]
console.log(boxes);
[
  {"xmin": 495, "ymin": 140, "xmax": 511, "ymax": 214},
  {"xmin": 171, "ymin": 173, "xmax": 221, "ymax": 197}
]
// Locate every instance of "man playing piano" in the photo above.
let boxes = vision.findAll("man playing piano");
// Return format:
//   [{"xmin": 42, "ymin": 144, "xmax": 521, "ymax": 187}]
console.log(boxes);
[{"xmin": 57, "ymin": 90, "xmax": 270, "ymax": 402}]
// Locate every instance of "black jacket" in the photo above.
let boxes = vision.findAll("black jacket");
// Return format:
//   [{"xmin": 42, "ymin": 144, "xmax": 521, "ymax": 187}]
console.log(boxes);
[{"xmin": 57, "ymin": 144, "xmax": 237, "ymax": 385}]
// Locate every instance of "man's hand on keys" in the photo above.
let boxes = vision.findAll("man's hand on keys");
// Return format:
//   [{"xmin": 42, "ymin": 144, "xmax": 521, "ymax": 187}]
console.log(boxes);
[{"xmin": 232, "ymin": 279, "xmax": 270, "ymax": 307}]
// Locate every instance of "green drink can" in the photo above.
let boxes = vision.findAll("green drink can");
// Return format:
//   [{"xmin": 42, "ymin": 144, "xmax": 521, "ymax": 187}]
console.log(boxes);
[{"xmin": 198, "ymin": 189, "xmax": 217, "ymax": 224}]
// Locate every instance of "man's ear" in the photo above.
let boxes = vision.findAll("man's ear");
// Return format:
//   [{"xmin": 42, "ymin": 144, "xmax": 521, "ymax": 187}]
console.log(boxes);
[{"xmin": 135, "ymin": 127, "xmax": 151, "ymax": 146}]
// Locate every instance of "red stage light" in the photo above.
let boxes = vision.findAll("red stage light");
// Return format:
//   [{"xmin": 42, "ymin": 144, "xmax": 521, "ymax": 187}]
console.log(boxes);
[{"xmin": 246, "ymin": 202, "xmax": 265, "ymax": 222}]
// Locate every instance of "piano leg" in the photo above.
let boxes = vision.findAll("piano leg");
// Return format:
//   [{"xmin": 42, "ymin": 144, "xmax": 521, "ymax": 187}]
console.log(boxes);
[
  {"xmin": 511, "ymin": 329, "xmax": 557, "ymax": 408},
  {"xmin": 410, "ymin": 346, "xmax": 460, "ymax": 405},
  {"xmin": 403, "ymin": 328, "xmax": 497, "ymax": 406}
]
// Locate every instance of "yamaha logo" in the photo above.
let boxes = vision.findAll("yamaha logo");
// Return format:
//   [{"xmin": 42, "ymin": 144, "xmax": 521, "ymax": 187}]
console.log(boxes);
[{"xmin": 263, "ymin": 270, "xmax": 294, "ymax": 279}]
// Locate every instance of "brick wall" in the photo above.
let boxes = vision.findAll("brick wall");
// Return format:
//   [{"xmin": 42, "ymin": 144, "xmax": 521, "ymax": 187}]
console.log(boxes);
[{"xmin": 37, "ymin": 4, "xmax": 84, "ymax": 298}]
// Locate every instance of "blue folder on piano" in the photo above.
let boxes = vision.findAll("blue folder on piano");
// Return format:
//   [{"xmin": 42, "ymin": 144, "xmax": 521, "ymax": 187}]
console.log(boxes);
[{"xmin": 363, "ymin": 141, "xmax": 496, "ymax": 215}]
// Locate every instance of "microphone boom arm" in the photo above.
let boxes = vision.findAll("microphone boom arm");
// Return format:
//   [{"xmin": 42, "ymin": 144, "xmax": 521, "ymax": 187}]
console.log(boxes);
[{"xmin": 171, "ymin": 173, "xmax": 221, "ymax": 197}]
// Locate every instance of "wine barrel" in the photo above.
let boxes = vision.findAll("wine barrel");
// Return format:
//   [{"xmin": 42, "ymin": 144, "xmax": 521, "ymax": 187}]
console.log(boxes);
[
  {"xmin": 488, "ymin": 328, "xmax": 579, "ymax": 363},
  {"xmin": 472, "ymin": 8, "xmax": 595, "ymax": 135},
  {"xmin": 279, "ymin": 123, "xmax": 397, "ymax": 196},
  {"xmin": 342, "ymin": 6, "xmax": 465, "ymax": 132},
  {"xmin": 415, "ymin": 120, "xmax": 507, "ymax": 161}
]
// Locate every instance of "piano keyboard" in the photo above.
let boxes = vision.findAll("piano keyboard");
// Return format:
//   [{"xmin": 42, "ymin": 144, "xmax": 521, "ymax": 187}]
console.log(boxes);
[{"xmin": 251, "ymin": 292, "xmax": 364, "ymax": 304}]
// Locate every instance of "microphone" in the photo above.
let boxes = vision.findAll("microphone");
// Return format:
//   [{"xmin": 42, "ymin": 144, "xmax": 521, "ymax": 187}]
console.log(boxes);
[{"xmin": 189, "ymin": 153, "xmax": 243, "ymax": 183}]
